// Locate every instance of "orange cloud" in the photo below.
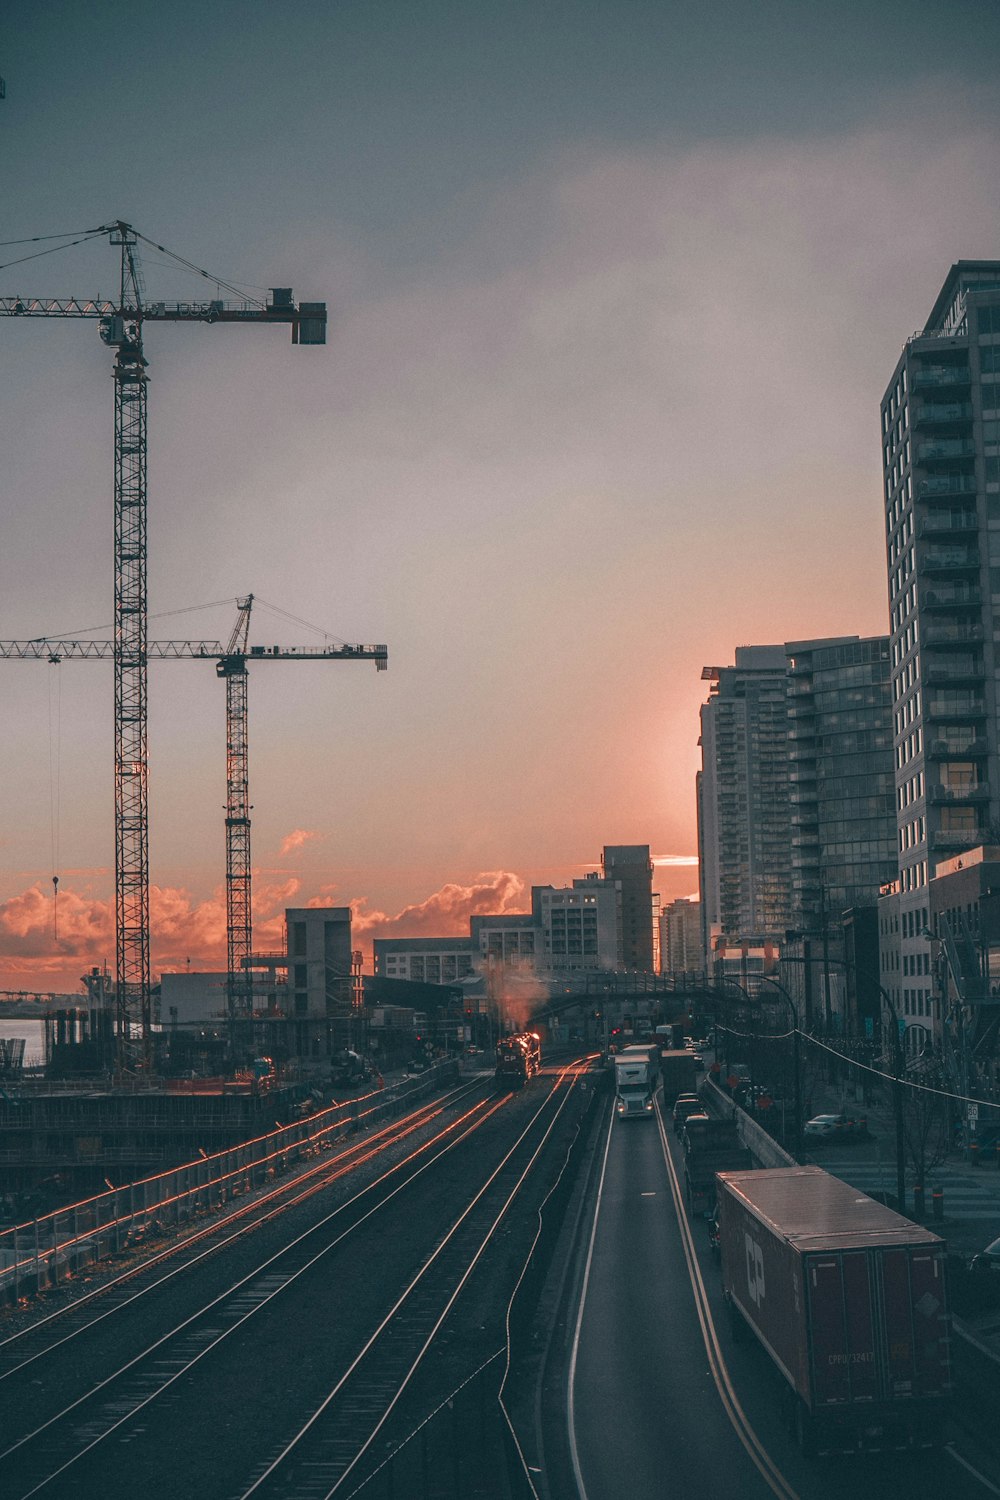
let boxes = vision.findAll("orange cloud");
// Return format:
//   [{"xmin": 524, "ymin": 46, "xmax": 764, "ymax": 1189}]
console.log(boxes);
[
  {"xmin": 0, "ymin": 872, "xmax": 527, "ymax": 992},
  {"xmin": 279, "ymin": 828, "xmax": 319, "ymax": 857},
  {"xmin": 349, "ymin": 870, "xmax": 526, "ymax": 950}
]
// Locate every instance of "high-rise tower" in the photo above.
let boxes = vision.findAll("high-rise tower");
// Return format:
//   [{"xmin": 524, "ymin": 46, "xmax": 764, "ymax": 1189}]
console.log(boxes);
[
  {"xmin": 881, "ymin": 262, "xmax": 1000, "ymax": 1040},
  {"xmin": 698, "ymin": 647, "xmax": 792, "ymax": 956}
]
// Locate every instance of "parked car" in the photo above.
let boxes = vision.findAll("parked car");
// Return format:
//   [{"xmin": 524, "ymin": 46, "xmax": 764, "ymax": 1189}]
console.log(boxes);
[
  {"xmin": 970, "ymin": 1235, "xmax": 1000, "ymax": 1274},
  {"xmin": 803, "ymin": 1112, "xmax": 864, "ymax": 1140}
]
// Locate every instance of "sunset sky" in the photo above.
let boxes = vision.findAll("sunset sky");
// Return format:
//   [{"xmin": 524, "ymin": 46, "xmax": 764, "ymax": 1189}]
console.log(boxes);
[{"xmin": 2, "ymin": 1, "xmax": 1000, "ymax": 992}]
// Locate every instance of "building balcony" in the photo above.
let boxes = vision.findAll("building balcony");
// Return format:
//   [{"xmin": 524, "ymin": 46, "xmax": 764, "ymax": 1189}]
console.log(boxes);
[
  {"xmin": 918, "ymin": 513, "xmax": 978, "ymax": 538},
  {"xmin": 922, "ymin": 659, "xmax": 984, "ymax": 684},
  {"xmin": 926, "ymin": 736, "xmax": 988, "ymax": 759},
  {"xmin": 910, "ymin": 365, "xmax": 971, "ymax": 391},
  {"xmin": 911, "ymin": 402, "xmax": 974, "ymax": 428},
  {"xmin": 924, "ymin": 696, "xmax": 986, "ymax": 721},
  {"xmin": 916, "ymin": 439, "xmax": 977, "ymax": 463},
  {"xmin": 921, "ymin": 622, "xmax": 983, "ymax": 646},
  {"xmin": 917, "ymin": 473, "xmax": 977, "ymax": 497},
  {"xmin": 927, "ymin": 783, "xmax": 990, "ymax": 805},
  {"xmin": 919, "ymin": 547, "xmax": 980, "ymax": 573},
  {"xmin": 931, "ymin": 830, "xmax": 984, "ymax": 853},
  {"xmin": 921, "ymin": 586, "xmax": 981, "ymax": 608}
]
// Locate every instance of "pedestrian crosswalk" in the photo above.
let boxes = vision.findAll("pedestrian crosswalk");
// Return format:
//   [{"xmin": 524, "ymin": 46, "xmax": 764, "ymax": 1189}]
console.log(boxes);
[{"xmin": 822, "ymin": 1159, "xmax": 1000, "ymax": 1224}]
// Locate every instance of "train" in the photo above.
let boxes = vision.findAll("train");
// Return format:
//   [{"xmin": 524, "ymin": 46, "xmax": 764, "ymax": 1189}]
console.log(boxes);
[{"xmin": 494, "ymin": 1031, "xmax": 542, "ymax": 1089}]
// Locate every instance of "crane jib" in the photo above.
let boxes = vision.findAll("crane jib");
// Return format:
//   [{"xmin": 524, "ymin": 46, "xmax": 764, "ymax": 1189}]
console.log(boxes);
[{"xmin": 0, "ymin": 296, "xmax": 327, "ymax": 343}]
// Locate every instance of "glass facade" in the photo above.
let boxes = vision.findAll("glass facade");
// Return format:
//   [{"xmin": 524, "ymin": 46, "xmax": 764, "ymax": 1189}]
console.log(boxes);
[
  {"xmin": 699, "ymin": 648, "xmax": 792, "ymax": 946},
  {"xmin": 786, "ymin": 637, "xmax": 897, "ymax": 929},
  {"xmin": 881, "ymin": 262, "xmax": 1000, "ymax": 1033}
]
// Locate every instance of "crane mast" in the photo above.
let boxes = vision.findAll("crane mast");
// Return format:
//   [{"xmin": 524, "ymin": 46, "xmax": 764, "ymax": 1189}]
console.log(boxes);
[
  {"xmin": 106, "ymin": 225, "xmax": 151, "ymax": 1064},
  {"xmin": 1, "ymin": 221, "xmax": 327, "ymax": 1072},
  {"xmin": 219, "ymin": 598, "xmax": 255, "ymax": 1047}
]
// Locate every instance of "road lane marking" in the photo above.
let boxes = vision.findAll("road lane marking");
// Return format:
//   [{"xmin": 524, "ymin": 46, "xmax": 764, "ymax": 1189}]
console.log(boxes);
[
  {"xmin": 655, "ymin": 1103, "xmax": 801, "ymax": 1500},
  {"xmin": 566, "ymin": 1106, "xmax": 614, "ymax": 1500}
]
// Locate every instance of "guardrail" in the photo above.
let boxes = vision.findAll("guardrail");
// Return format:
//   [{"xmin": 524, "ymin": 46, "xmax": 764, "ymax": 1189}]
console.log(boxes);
[{"xmin": 0, "ymin": 1061, "xmax": 458, "ymax": 1305}]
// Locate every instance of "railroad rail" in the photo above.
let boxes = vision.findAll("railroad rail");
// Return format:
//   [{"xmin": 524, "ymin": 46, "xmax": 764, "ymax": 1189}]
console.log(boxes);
[{"xmin": 0, "ymin": 1064, "xmax": 591, "ymax": 1499}]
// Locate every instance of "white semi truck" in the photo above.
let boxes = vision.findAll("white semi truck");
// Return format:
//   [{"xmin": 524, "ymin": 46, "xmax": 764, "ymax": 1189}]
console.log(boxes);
[{"xmin": 613, "ymin": 1044, "xmax": 659, "ymax": 1119}]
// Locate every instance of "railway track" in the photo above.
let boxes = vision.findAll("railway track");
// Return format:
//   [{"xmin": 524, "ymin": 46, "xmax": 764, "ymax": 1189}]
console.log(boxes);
[
  {"xmin": 237, "ymin": 1061, "xmax": 588, "ymax": 1499},
  {"xmin": 0, "ymin": 1078, "xmax": 487, "ymax": 1383},
  {"xmin": 0, "ymin": 1063, "xmax": 591, "ymax": 1499}
]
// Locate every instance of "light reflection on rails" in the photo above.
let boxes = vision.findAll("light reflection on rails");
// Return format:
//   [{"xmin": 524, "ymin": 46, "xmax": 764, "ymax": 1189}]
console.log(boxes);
[
  {"xmin": 236, "ymin": 1059, "xmax": 588, "ymax": 1500},
  {"xmin": 0, "ymin": 1081, "xmax": 509, "ymax": 1498},
  {"xmin": 0, "ymin": 1079, "xmax": 489, "ymax": 1380}
]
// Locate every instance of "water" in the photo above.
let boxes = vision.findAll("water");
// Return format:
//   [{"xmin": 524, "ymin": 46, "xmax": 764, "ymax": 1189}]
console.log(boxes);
[{"xmin": 0, "ymin": 1018, "xmax": 45, "ymax": 1067}]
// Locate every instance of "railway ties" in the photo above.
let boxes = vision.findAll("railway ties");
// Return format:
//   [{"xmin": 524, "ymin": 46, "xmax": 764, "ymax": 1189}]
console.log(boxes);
[
  {"xmin": 235, "ymin": 1067, "xmax": 585, "ymax": 1500},
  {"xmin": 0, "ymin": 1072, "xmax": 584, "ymax": 1499}
]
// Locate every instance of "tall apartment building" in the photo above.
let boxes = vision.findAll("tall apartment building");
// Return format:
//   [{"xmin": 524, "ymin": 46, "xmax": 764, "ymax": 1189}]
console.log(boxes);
[
  {"xmin": 661, "ymin": 898, "xmax": 702, "ymax": 976},
  {"xmin": 600, "ymin": 845, "xmax": 655, "ymax": 970},
  {"xmin": 698, "ymin": 647, "xmax": 792, "ymax": 955},
  {"xmin": 786, "ymin": 635, "xmax": 897, "ymax": 926},
  {"xmin": 881, "ymin": 261, "xmax": 1000, "ymax": 1035}
]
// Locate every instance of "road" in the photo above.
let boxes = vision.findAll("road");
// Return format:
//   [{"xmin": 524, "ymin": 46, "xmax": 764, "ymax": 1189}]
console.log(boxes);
[{"xmin": 564, "ymin": 1093, "xmax": 1000, "ymax": 1500}]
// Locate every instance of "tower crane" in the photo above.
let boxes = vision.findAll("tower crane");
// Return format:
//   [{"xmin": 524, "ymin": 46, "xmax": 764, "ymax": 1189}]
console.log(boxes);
[
  {"xmin": 0, "ymin": 606, "xmax": 387, "ymax": 1065},
  {"xmin": 1, "ymin": 222, "xmax": 326, "ymax": 1065}
]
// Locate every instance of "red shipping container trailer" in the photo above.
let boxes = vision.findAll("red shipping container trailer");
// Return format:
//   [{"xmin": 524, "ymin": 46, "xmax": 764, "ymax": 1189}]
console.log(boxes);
[{"xmin": 717, "ymin": 1166, "xmax": 952, "ymax": 1455}]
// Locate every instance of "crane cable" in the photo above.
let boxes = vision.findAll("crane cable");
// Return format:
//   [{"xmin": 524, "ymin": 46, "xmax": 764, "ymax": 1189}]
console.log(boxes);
[
  {"xmin": 0, "ymin": 228, "xmax": 107, "ymax": 275},
  {"xmin": 132, "ymin": 230, "xmax": 267, "ymax": 307}
]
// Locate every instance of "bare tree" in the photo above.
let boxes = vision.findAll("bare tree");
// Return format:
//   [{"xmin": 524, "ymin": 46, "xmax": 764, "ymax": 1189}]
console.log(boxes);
[{"xmin": 901, "ymin": 1077, "xmax": 950, "ymax": 1188}]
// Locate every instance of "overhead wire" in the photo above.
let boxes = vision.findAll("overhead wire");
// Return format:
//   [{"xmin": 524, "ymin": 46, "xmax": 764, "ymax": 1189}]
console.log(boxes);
[{"xmin": 724, "ymin": 1017, "xmax": 1000, "ymax": 1111}]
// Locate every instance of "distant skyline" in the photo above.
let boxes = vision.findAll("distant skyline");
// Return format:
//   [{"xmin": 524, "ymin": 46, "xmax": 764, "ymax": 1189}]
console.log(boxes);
[{"xmin": 2, "ymin": 2, "xmax": 1000, "ymax": 990}]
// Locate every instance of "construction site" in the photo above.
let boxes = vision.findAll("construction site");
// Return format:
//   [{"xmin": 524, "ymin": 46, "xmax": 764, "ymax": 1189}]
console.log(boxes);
[{"xmin": 0, "ymin": 222, "xmax": 387, "ymax": 1212}]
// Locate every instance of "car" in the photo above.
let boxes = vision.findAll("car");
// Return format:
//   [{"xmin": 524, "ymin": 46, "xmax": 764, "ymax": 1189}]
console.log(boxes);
[
  {"xmin": 672, "ymin": 1095, "xmax": 704, "ymax": 1133},
  {"xmin": 690, "ymin": 1053, "xmax": 705, "ymax": 1071},
  {"xmin": 680, "ymin": 1111, "xmax": 711, "ymax": 1142},
  {"xmin": 803, "ymin": 1112, "xmax": 863, "ymax": 1139},
  {"xmin": 970, "ymin": 1235, "xmax": 1000, "ymax": 1274}
]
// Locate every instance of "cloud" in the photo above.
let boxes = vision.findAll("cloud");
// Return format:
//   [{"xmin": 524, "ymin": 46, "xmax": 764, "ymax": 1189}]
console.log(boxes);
[
  {"xmin": 0, "ymin": 877, "xmax": 300, "ymax": 992},
  {"xmin": 651, "ymin": 855, "xmax": 700, "ymax": 867},
  {"xmin": 279, "ymin": 828, "xmax": 319, "ymax": 857},
  {"xmin": 0, "ymin": 872, "xmax": 528, "ymax": 991},
  {"xmin": 350, "ymin": 871, "xmax": 526, "ymax": 947}
]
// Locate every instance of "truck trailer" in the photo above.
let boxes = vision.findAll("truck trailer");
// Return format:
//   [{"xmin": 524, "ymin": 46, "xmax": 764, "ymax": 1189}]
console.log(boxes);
[
  {"xmin": 659, "ymin": 1048, "xmax": 697, "ymax": 1105},
  {"xmin": 681, "ymin": 1116, "xmax": 751, "ymax": 1216},
  {"xmin": 717, "ymin": 1166, "xmax": 952, "ymax": 1455},
  {"xmin": 613, "ymin": 1044, "xmax": 659, "ymax": 1118}
]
